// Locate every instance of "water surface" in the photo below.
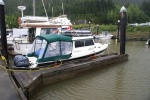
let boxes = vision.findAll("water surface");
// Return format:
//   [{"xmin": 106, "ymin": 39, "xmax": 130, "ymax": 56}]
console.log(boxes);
[{"xmin": 32, "ymin": 40, "xmax": 150, "ymax": 100}]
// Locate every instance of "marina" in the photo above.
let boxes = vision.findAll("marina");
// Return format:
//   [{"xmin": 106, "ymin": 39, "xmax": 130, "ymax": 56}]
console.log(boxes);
[
  {"xmin": 0, "ymin": 1, "xmax": 128, "ymax": 100},
  {"xmin": 1, "ymin": 40, "xmax": 150, "ymax": 100},
  {"xmin": 1, "ymin": 0, "xmax": 150, "ymax": 100}
]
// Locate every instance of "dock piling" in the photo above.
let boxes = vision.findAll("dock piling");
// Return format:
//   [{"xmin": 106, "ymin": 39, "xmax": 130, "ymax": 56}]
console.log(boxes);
[
  {"xmin": 0, "ymin": 0, "xmax": 9, "ymax": 63},
  {"xmin": 97, "ymin": 24, "xmax": 99, "ymax": 35},
  {"xmin": 120, "ymin": 6, "xmax": 127, "ymax": 55}
]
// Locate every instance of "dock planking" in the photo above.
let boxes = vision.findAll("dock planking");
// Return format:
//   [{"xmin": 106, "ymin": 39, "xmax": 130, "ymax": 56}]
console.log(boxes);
[
  {"xmin": 0, "ymin": 66, "xmax": 23, "ymax": 100},
  {"xmin": 12, "ymin": 53, "xmax": 128, "ymax": 99}
]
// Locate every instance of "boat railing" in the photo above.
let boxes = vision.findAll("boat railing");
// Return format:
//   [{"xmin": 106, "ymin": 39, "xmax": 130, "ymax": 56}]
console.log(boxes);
[{"xmin": 61, "ymin": 30, "xmax": 92, "ymax": 37}]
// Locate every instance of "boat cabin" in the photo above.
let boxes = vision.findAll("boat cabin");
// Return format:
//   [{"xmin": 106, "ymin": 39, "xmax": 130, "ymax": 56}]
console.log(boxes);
[{"xmin": 18, "ymin": 15, "xmax": 73, "ymax": 42}]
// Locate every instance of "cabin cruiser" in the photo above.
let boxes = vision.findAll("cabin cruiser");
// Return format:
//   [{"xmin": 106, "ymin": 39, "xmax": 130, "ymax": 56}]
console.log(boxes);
[
  {"xmin": 94, "ymin": 31, "xmax": 113, "ymax": 40},
  {"xmin": 61, "ymin": 29, "xmax": 92, "ymax": 36},
  {"xmin": 8, "ymin": 15, "xmax": 73, "ymax": 55},
  {"xmin": 9, "ymin": 15, "xmax": 72, "ymax": 43},
  {"xmin": 14, "ymin": 33, "xmax": 108, "ymax": 68}
]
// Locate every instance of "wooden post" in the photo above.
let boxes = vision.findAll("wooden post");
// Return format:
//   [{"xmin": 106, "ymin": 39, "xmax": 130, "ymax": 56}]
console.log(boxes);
[
  {"xmin": 148, "ymin": 25, "xmax": 150, "ymax": 39},
  {"xmin": 97, "ymin": 24, "xmax": 99, "ymax": 35},
  {"xmin": 0, "ymin": 0, "xmax": 9, "ymax": 63},
  {"xmin": 117, "ymin": 20, "xmax": 120, "ymax": 42},
  {"xmin": 120, "ymin": 6, "xmax": 127, "ymax": 55},
  {"xmin": 89, "ymin": 21, "xmax": 91, "ymax": 30}
]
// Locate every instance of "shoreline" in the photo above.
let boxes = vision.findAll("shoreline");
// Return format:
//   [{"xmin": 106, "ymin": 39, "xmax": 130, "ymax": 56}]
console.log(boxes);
[{"xmin": 111, "ymin": 36, "xmax": 148, "ymax": 41}]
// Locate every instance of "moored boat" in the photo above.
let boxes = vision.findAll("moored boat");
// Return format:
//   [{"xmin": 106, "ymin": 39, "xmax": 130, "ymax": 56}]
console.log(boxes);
[
  {"xmin": 94, "ymin": 31, "xmax": 113, "ymax": 40},
  {"xmin": 14, "ymin": 33, "xmax": 108, "ymax": 68},
  {"xmin": 146, "ymin": 39, "xmax": 150, "ymax": 45},
  {"xmin": 8, "ymin": 15, "xmax": 73, "ymax": 55}
]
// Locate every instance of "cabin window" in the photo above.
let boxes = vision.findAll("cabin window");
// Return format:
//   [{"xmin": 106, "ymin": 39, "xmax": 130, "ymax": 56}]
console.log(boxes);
[
  {"xmin": 28, "ymin": 28, "xmax": 35, "ymax": 42},
  {"xmin": 75, "ymin": 40, "xmax": 84, "ymax": 48},
  {"xmin": 40, "ymin": 28, "xmax": 57, "ymax": 35},
  {"xmin": 44, "ymin": 42, "xmax": 60, "ymax": 58},
  {"xmin": 85, "ymin": 39, "xmax": 94, "ymax": 46},
  {"xmin": 61, "ymin": 41, "xmax": 72, "ymax": 55}
]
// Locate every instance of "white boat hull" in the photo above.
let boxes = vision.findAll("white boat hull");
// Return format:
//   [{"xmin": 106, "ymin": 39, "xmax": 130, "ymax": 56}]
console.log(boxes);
[
  {"xmin": 146, "ymin": 39, "xmax": 150, "ymax": 45},
  {"xmin": 28, "ymin": 43, "xmax": 108, "ymax": 68}
]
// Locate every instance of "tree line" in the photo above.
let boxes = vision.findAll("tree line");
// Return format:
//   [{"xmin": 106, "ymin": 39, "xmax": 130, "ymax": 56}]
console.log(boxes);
[{"xmin": 3, "ymin": 0, "xmax": 150, "ymax": 28}]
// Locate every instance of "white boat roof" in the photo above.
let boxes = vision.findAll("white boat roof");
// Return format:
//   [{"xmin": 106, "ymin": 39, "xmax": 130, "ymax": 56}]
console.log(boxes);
[
  {"xmin": 20, "ymin": 15, "xmax": 72, "ymax": 28},
  {"xmin": 21, "ymin": 16, "xmax": 49, "ymax": 22},
  {"xmin": 72, "ymin": 36, "xmax": 93, "ymax": 40},
  {"xmin": 20, "ymin": 22, "xmax": 62, "ymax": 28}
]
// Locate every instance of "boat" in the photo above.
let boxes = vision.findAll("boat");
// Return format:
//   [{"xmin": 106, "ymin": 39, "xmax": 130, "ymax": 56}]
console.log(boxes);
[
  {"xmin": 61, "ymin": 29, "xmax": 92, "ymax": 36},
  {"xmin": 146, "ymin": 39, "xmax": 150, "ymax": 45},
  {"xmin": 8, "ymin": 15, "xmax": 73, "ymax": 55},
  {"xmin": 94, "ymin": 31, "xmax": 113, "ymax": 40},
  {"xmin": 14, "ymin": 33, "xmax": 108, "ymax": 68},
  {"xmin": 9, "ymin": 15, "xmax": 72, "ymax": 43}
]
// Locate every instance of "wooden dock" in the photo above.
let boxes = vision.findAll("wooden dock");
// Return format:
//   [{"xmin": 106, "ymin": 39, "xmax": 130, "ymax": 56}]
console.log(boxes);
[
  {"xmin": 0, "ymin": 65, "xmax": 26, "ymax": 100},
  {"xmin": 11, "ymin": 53, "xmax": 128, "ymax": 100}
]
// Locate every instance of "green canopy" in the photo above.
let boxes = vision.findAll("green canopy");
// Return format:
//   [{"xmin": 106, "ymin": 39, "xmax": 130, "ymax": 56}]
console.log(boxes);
[
  {"xmin": 27, "ymin": 33, "xmax": 73, "ymax": 63},
  {"xmin": 36, "ymin": 34, "xmax": 72, "ymax": 43}
]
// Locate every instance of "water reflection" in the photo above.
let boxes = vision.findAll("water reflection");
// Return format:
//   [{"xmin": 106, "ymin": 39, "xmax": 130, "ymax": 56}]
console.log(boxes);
[
  {"xmin": 32, "ymin": 40, "xmax": 150, "ymax": 100},
  {"xmin": 114, "ymin": 63, "xmax": 125, "ymax": 100}
]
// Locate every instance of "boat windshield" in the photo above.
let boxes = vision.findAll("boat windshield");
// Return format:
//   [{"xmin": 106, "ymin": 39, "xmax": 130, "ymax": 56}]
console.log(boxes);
[
  {"xmin": 44, "ymin": 41, "xmax": 72, "ymax": 58},
  {"xmin": 28, "ymin": 38, "xmax": 47, "ymax": 58}
]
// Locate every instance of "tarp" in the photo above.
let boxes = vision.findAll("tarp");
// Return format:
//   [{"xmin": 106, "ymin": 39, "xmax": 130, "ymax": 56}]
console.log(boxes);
[{"xmin": 36, "ymin": 33, "xmax": 72, "ymax": 43}]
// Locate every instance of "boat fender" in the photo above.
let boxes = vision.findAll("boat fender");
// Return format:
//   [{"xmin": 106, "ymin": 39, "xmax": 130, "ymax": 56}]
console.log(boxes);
[{"xmin": 90, "ymin": 54, "xmax": 96, "ymax": 59}]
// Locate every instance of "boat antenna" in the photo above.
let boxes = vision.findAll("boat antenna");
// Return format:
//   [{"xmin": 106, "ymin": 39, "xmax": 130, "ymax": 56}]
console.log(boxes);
[
  {"xmin": 42, "ymin": 0, "xmax": 48, "ymax": 17},
  {"xmin": 62, "ymin": 2, "xmax": 64, "ymax": 15}
]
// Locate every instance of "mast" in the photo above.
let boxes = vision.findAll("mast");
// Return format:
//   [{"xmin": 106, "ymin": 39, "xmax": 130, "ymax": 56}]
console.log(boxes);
[{"xmin": 33, "ymin": 0, "xmax": 35, "ymax": 16}]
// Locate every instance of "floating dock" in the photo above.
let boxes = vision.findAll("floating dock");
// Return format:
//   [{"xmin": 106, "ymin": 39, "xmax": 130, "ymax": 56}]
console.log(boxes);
[
  {"xmin": 0, "ymin": 64, "xmax": 26, "ymax": 100},
  {"xmin": 0, "ymin": 53, "xmax": 128, "ymax": 100}
]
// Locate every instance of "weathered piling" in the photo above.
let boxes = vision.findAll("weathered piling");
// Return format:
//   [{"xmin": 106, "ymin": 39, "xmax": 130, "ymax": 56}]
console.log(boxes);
[
  {"xmin": 120, "ymin": 6, "xmax": 127, "ymax": 54},
  {"xmin": 0, "ymin": 0, "xmax": 9, "ymax": 62}
]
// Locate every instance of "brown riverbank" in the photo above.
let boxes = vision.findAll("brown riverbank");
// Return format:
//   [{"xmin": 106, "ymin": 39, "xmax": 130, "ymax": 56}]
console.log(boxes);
[{"xmin": 111, "ymin": 31, "xmax": 149, "ymax": 41}]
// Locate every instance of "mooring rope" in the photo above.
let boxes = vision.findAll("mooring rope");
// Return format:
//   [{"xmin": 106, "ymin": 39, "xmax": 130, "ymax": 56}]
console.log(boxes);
[
  {"xmin": 0, "ymin": 55, "xmax": 62, "ymax": 72},
  {"xmin": 106, "ymin": 46, "xmax": 117, "ymax": 54}
]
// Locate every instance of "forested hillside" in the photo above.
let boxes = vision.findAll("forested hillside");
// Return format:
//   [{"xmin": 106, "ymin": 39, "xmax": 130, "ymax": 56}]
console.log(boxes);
[
  {"xmin": 3, "ymin": 0, "xmax": 150, "ymax": 28},
  {"xmin": 113, "ymin": 0, "xmax": 149, "ymax": 5}
]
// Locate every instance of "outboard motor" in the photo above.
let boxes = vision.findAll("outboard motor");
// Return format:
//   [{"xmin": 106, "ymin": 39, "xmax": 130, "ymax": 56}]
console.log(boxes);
[{"xmin": 14, "ymin": 55, "xmax": 30, "ymax": 67}]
